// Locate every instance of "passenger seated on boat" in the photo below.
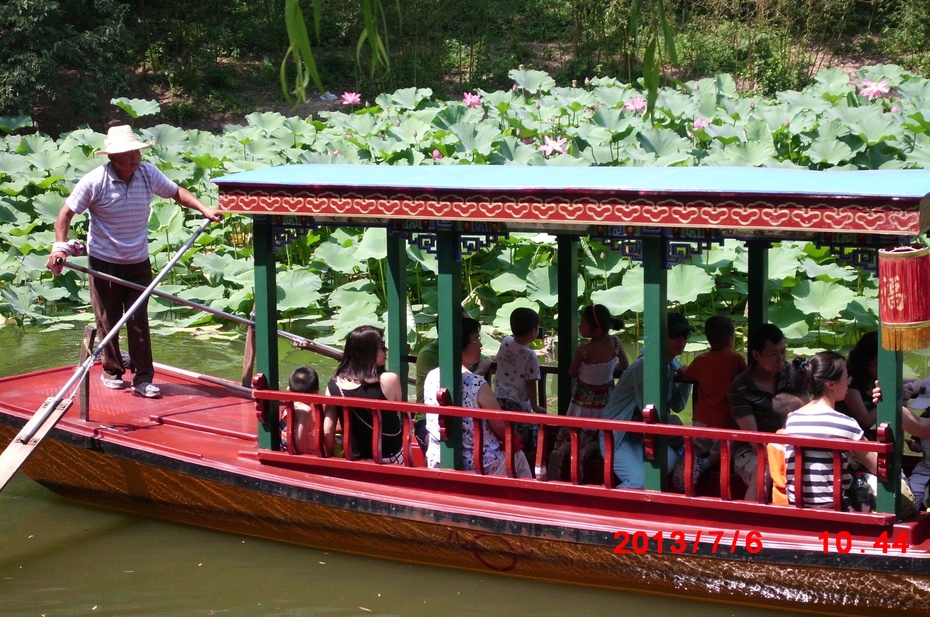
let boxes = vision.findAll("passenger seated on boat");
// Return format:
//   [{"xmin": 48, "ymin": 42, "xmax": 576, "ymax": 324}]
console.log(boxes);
[
  {"xmin": 673, "ymin": 315, "xmax": 746, "ymax": 492},
  {"xmin": 599, "ymin": 312, "xmax": 693, "ymax": 489},
  {"xmin": 323, "ymin": 326, "xmax": 404, "ymax": 464},
  {"xmin": 424, "ymin": 317, "xmax": 533, "ymax": 477},
  {"xmin": 837, "ymin": 331, "xmax": 918, "ymax": 436},
  {"xmin": 901, "ymin": 378, "xmax": 930, "ymax": 510},
  {"xmin": 784, "ymin": 352, "xmax": 877, "ymax": 508},
  {"xmin": 415, "ymin": 309, "xmax": 486, "ymax": 452},
  {"xmin": 493, "ymin": 307, "xmax": 547, "ymax": 458},
  {"xmin": 549, "ymin": 304, "xmax": 628, "ymax": 483},
  {"xmin": 728, "ymin": 324, "xmax": 799, "ymax": 501},
  {"xmin": 282, "ymin": 365, "xmax": 320, "ymax": 455},
  {"xmin": 766, "ymin": 390, "xmax": 809, "ymax": 506}
]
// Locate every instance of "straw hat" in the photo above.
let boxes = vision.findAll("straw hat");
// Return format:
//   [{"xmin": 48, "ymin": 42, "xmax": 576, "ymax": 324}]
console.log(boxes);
[{"xmin": 96, "ymin": 125, "xmax": 152, "ymax": 155}]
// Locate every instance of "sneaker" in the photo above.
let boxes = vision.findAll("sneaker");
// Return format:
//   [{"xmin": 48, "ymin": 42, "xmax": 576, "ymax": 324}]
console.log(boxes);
[
  {"xmin": 101, "ymin": 374, "xmax": 128, "ymax": 390},
  {"xmin": 132, "ymin": 382, "xmax": 161, "ymax": 399}
]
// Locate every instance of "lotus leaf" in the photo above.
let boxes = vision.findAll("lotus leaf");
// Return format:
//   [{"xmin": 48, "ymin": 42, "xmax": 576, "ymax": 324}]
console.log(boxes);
[
  {"xmin": 664, "ymin": 264, "xmax": 713, "ymax": 305},
  {"xmin": 799, "ymin": 258, "xmax": 857, "ymax": 282},
  {"xmin": 276, "ymin": 269, "xmax": 323, "ymax": 312},
  {"xmin": 526, "ymin": 265, "xmax": 560, "ymax": 308},
  {"xmin": 15, "ymin": 134, "xmax": 57, "ymax": 155},
  {"xmin": 592, "ymin": 265, "xmax": 644, "ymax": 316},
  {"xmin": 768, "ymin": 302, "xmax": 811, "ymax": 339},
  {"xmin": 841, "ymin": 299, "xmax": 878, "ymax": 328},
  {"xmin": 637, "ymin": 129, "xmax": 690, "ymax": 158},
  {"xmin": 0, "ymin": 116, "xmax": 33, "ymax": 134},
  {"xmin": 509, "ymin": 69, "xmax": 556, "ymax": 94},
  {"xmin": 487, "ymin": 136, "xmax": 542, "ymax": 165},
  {"xmin": 592, "ymin": 86, "xmax": 629, "ymax": 109},
  {"xmin": 792, "ymin": 280, "xmax": 858, "ymax": 320},
  {"xmin": 111, "ymin": 98, "xmax": 161, "ymax": 118},
  {"xmin": 379, "ymin": 87, "xmax": 433, "ymax": 110}
]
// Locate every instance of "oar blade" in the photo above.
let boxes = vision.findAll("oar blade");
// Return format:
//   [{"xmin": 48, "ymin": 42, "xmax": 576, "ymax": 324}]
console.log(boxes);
[{"xmin": 0, "ymin": 396, "xmax": 74, "ymax": 492}]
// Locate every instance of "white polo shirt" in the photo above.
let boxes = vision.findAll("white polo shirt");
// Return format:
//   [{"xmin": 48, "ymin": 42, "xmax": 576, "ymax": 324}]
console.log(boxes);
[{"xmin": 67, "ymin": 162, "xmax": 179, "ymax": 263}]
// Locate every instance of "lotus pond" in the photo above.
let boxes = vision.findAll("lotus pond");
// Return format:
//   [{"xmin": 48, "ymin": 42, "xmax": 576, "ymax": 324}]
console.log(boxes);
[{"xmin": 2, "ymin": 65, "xmax": 930, "ymax": 359}]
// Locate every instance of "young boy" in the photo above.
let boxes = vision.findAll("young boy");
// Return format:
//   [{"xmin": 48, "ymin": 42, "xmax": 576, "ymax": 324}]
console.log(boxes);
[
  {"xmin": 284, "ymin": 365, "xmax": 320, "ymax": 454},
  {"xmin": 494, "ymin": 307, "xmax": 546, "ymax": 452},
  {"xmin": 674, "ymin": 315, "xmax": 746, "ymax": 491},
  {"xmin": 767, "ymin": 390, "xmax": 809, "ymax": 505}
]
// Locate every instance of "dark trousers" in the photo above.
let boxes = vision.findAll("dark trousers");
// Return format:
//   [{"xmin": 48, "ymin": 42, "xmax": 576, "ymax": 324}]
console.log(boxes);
[{"xmin": 88, "ymin": 255, "xmax": 154, "ymax": 385}]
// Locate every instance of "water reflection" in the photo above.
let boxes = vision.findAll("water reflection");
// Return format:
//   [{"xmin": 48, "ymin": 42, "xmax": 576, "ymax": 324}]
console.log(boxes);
[{"xmin": 1, "ymin": 326, "xmax": 800, "ymax": 616}]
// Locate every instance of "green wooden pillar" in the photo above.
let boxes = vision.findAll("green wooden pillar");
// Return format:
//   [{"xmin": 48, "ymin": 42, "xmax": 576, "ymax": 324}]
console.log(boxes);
[
  {"xmin": 253, "ymin": 216, "xmax": 279, "ymax": 450},
  {"xmin": 642, "ymin": 235, "xmax": 669, "ymax": 490},
  {"xmin": 876, "ymin": 331, "xmax": 904, "ymax": 517},
  {"xmin": 747, "ymin": 240, "xmax": 769, "ymax": 337},
  {"xmin": 386, "ymin": 232, "xmax": 408, "ymax": 393},
  {"xmin": 557, "ymin": 234, "xmax": 579, "ymax": 415},
  {"xmin": 437, "ymin": 229, "xmax": 463, "ymax": 469}
]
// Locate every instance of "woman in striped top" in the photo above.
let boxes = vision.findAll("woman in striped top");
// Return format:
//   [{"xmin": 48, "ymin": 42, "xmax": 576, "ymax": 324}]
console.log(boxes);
[{"xmin": 784, "ymin": 351, "xmax": 876, "ymax": 509}]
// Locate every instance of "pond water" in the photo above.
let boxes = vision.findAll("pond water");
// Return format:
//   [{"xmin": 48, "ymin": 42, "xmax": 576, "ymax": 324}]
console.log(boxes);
[{"xmin": 0, "ymin": 325, "xmax": 820, "ymax": 616}]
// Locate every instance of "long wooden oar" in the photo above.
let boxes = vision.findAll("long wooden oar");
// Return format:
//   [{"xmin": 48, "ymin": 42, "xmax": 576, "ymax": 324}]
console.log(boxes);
[
  {"xmin": 62, "ymin": 261, "xmax": 346, "ymax": 362},
  {"xmin": 0, "ymin": 219, "xmax": 213, "ymax": 493},
  {"xmin": 63, "ymin": 262, "xmax": 417, "ymax": 386}
]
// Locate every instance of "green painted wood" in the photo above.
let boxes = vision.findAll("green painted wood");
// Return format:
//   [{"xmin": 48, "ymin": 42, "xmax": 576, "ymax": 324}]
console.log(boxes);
[
  {"xmin": 747, "ymin": 241, "xmax": 769, "ymax": 337},
  {"xmin": 642, "ymin": 235, "xmax": 669, "ymax": 491},
  {"xmin": 437, "ymin": 230, "xmax": 463, "ymax": 470},
  {"xmin": 557, "ymin": 235, "xmax": 579, "ymax": 415},
  {"xmin": 253, "ymin": 216, "xmax": 279, "ymax": 450},
  {"xmin": 876, "ymin": 334, "xmax": 904, "ymax": 516},
  {"xmin": 386, "ymin": 234, "xmax": 408, "ymax": 393}
]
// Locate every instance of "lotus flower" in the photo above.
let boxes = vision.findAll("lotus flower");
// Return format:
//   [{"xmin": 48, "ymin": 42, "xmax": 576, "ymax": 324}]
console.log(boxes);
[
  {"xmin": 341, "ymin": 91, "xmax": 361, "ymax": 105},
  {"xmin": 624, "ymin": 96, "xmax": 647, "ymax": 115},
  {"xmin": 859, "ymin": 79, "xmax": 890, "ymax": 101},
  {"xmin": 432, "ymin": 149, "xmax": 443, "ymax": 160},
  {"xmin": 537, "ymin": 135, "xmax": 567, "ymax": 157},
  {"xmin": 463, "ymin": 92, "xmax": 482, "ymax": 108},
  {"xmin": 693, "ymin": 117, "xmax": 710, "ymax": 131}
]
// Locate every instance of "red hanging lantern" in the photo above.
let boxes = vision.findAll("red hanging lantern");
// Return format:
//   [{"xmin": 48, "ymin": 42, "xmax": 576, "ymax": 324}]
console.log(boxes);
[{"xmin": 878, "ymin": 245, "xmax": 930, "ymax": 351}]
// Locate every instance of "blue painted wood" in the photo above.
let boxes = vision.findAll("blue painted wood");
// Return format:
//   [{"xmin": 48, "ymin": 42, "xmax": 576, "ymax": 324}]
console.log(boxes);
[{"xmin": 215, "ymin": 164, "xmax": 930, "ymax": 199}]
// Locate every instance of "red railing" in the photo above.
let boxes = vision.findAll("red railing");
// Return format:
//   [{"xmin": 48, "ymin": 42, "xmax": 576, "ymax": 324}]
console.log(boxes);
[{"xmin": 253, "ymin": 381, "xmax": 895, "ymax": 517}]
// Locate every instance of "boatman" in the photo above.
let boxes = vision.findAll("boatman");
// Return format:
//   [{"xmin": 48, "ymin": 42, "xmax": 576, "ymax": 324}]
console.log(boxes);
[{"xmin": 45, "ymin": 125, "xmax": 222, "ymax": 399}]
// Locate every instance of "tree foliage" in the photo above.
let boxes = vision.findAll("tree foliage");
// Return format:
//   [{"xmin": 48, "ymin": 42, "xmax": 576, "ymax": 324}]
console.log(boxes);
[{"xmin": 0, "ymin": 0, "xmax": 130, "ymax": 118}]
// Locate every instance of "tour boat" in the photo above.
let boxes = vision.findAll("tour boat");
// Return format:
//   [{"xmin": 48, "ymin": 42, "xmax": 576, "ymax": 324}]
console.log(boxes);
[{"xmin": 3, "ymin": 165, "xmax": 930, "ymax": 616}]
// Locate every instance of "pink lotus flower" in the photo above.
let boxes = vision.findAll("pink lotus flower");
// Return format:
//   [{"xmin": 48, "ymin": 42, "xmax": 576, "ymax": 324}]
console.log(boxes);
[
  {"xmin": 584, "ymin": 77, "xmax": 591, "ymax": 86},
  {"xmin": 463, "ymin": 92, "xmax": 482, "ymax": 108},
  {"xmin": 891, "ymin": 105, "xmax": 900, "ymax": 113},
  {"xmin": 537, "ymin": 135, "xmax": 567, "ymax": 157},
  {"xmin": 859, "ymin": 78, "xmax": 891, "ymax": 101},
  {"xmin": 341, "ymin": 91, "xmax": 361, "ymax": 105},
  {"xmin": 693, "ymin": 117, "xmax": 710, "ymax": 131},
  {"xmin": 432, "ymin": 149, "xmax": 443, "ymax": 160},
  {"xmin": 624, "ymin": 96, "xmax": 647, "ymax": 115}
]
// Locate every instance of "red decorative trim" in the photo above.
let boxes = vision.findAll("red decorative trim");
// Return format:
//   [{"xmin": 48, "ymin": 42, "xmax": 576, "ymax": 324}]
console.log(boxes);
[{"xmin": 218, "ymin": 190, "xmax": 920, "ymax": 235}]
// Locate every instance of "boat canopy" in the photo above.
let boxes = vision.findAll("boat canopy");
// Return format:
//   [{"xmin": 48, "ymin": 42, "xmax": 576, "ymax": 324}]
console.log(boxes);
[
  {"xmin": 215, "ymin": 164, "xmax": 930, "ymax": 515},
  {"xmin": 215, "ymin": 165, "xmax": 930, "ymax": 236}
]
